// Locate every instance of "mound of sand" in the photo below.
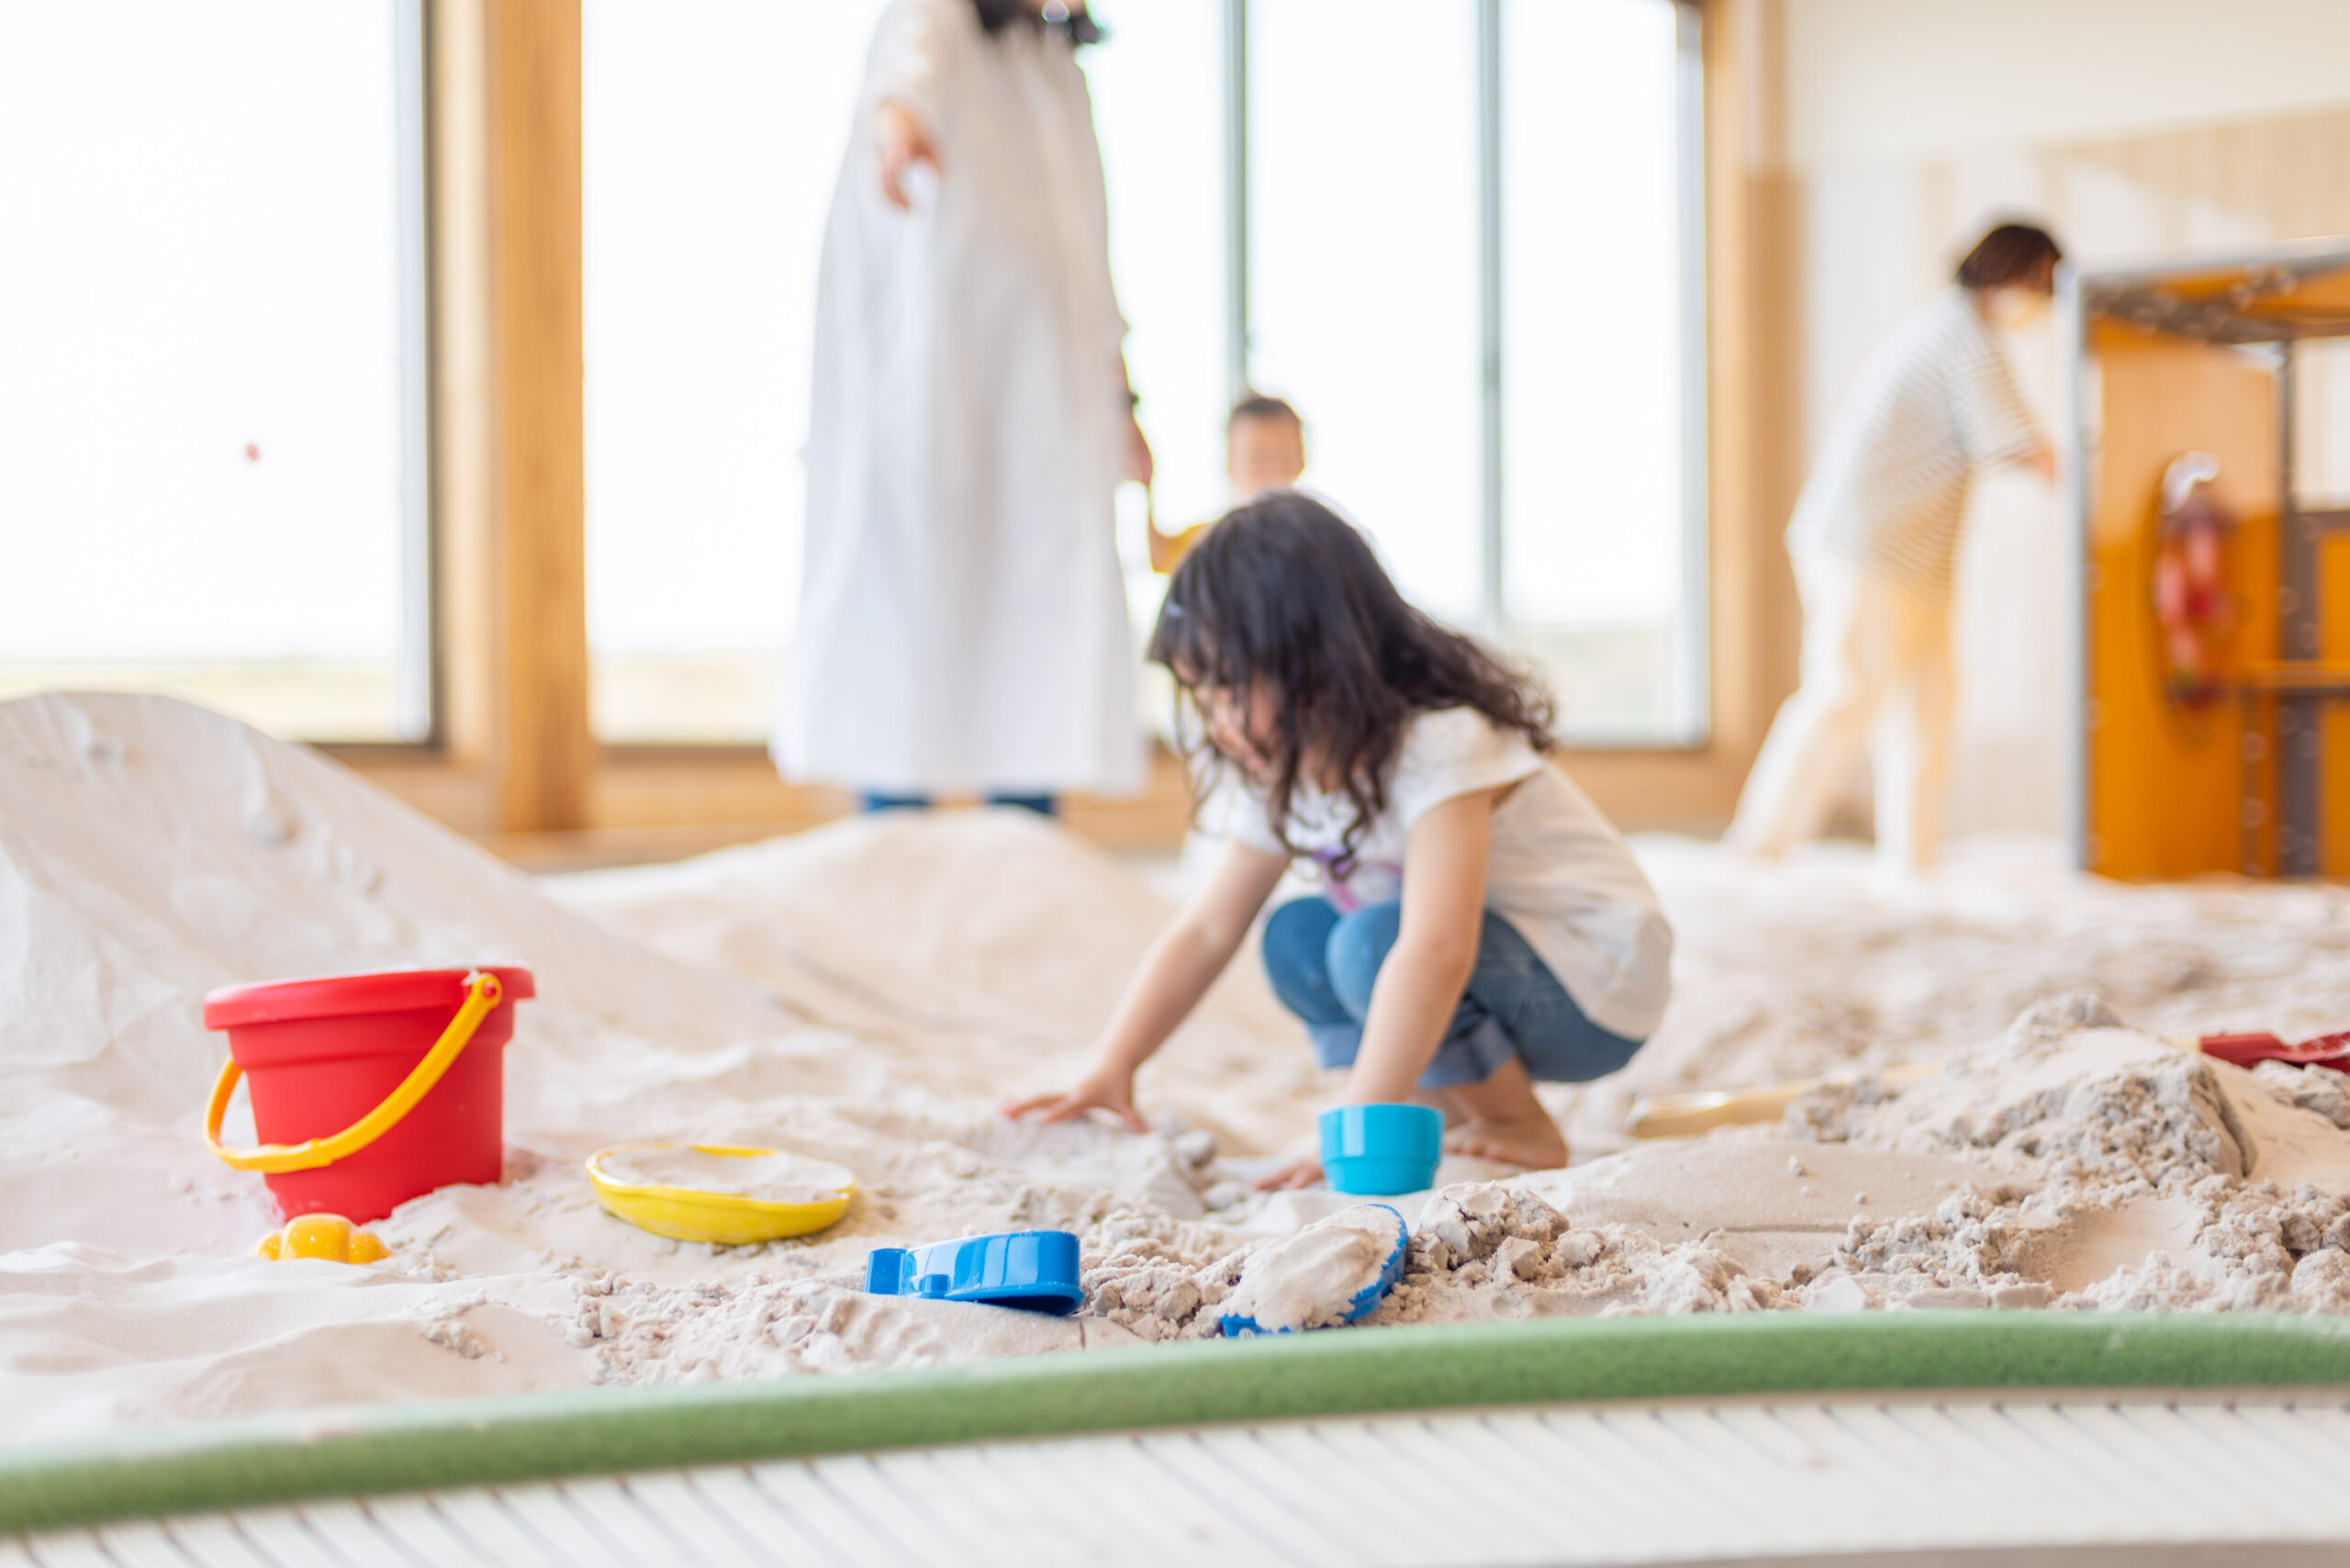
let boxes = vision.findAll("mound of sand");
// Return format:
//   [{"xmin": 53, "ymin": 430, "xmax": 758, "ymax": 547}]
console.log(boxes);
[{"xmin": 10, "ymin": 691, "xmax": 2350, "ymax": 1446}]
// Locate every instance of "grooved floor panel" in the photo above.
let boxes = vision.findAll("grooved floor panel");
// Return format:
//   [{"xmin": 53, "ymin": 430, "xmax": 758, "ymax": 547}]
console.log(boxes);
[{"xmin": 14, "ymin": 1391, "xmax": 2348, "ymax": 1567}]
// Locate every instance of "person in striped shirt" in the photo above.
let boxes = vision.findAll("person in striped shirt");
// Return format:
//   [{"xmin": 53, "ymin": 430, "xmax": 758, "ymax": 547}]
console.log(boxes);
[{"xmin": 1728, "ymin": 221, "xmax": 2062, "ymax": 872}]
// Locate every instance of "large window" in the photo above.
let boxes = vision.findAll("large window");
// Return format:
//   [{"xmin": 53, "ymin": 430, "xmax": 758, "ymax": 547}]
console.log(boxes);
[
  {"xmin": 1247, "ymin": 0, "xmax": 1704, "ymax": 743},
  {"xmin": 580, "ymin": 0, "xmax": 1705, "ymax": 746},
  {"xmin": 582, "ymin": 0, "xmax": 890, "ymax": 744},
  {"xmin": 1087, "ymin": 5, "xmax": 1231, "ymax": 721},
  {"xmin": 1502, "ymin": 0, "xmax": 1705, "ymax": 742},
  {"xmin": 0, "ymin": 2, "xmax": 430, "ymax": 741},
  {"xmin": 1089, "ymin": 6, "xmax": 1230, "ymax": 550},
  {"xmin": 1248, "ymin": 0, "xmax": 1484, "ymax": 624}
]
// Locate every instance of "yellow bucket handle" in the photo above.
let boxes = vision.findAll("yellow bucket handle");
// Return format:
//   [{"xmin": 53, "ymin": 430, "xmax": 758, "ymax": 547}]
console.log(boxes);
[{"xmin": 205, "ymin": 970, "xmax": 503, "ymax": 1174}]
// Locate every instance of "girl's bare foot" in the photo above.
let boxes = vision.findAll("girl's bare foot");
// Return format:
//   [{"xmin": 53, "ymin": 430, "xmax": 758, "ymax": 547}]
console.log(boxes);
[
  {"xmin": 1438, "ymin": 1057, "xmax": 1569, "ymax": 1170},
  {"xmin": 1444, "ymin": 1113, "xmax": 1569, "ymax": 1170}
]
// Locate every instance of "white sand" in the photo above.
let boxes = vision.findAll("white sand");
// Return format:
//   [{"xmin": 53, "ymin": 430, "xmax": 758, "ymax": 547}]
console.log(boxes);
[{"xmin": 9, "ymin": 691, "xmax": 2350, "ymax": 1445}]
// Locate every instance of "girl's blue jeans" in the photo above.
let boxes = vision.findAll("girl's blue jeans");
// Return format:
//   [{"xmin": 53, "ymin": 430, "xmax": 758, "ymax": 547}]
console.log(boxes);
[{"xmin": 1260, "ymin": 897, "xmax": 1642, "ymax": 1089}]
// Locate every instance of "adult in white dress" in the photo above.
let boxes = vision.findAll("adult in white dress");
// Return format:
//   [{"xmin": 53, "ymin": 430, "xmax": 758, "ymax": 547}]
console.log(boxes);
[
  {"xmin": 776, "ymin": 0, "xmax": 1150, "ymax": 810},
  {"xmin": 1727, "ymin": 223, "xmax": 2061, "ymax": 871}
]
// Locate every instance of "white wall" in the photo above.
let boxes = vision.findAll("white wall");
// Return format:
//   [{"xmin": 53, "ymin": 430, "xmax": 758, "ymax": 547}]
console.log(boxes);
[
  {"xmin": 1777, "ymin": 0, "xmax": 2350, "ymax": 841},
  {"xmin": 1786, "ymin": 0, "xmax": 2350, "ymax": 164}
]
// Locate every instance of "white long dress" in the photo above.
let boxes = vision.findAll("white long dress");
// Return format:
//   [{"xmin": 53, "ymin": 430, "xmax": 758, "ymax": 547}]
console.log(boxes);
[{"xmin": 775, "ymin": 0, "xmax": 1143, "ymax": 797}]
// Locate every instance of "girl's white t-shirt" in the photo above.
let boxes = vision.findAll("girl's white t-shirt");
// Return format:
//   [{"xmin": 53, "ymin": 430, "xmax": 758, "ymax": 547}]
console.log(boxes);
[{"xmin": 1199, "ymin": 707, "xmax": 1673, "ymax": 1041}]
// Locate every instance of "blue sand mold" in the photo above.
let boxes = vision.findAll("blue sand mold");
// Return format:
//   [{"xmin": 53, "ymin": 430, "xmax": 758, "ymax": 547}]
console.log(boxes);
[
  {"xmin": 865, "ymin": 1229, "xmax": 1083, "ymax": 1316},
  {"xmin": 1218, "ymin": 1204, "xmax": 1410, "ymax": 1338}
]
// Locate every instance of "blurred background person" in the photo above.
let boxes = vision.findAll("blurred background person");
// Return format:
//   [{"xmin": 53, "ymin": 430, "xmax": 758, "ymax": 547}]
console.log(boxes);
[
  {"xmin": 1726, "ymin": 221, "xmax": 2062, "ymax": 872},
  {"xmin": 1149, "ymin": 392, "xmax": 1308, "ymax": 573},
  {"xmin": 776, "ymin": 0, "xmax": 1154, "ymax": 818},
  {"xmin": 1225, "ymin": 392, "xmax": 1308, "ymax": 502}
]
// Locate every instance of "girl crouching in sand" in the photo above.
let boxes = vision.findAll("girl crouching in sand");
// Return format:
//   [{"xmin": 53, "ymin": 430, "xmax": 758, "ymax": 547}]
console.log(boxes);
[{"xmin": 1010, "ymin": 493, "xmax": 1672, "ymax": 1188}]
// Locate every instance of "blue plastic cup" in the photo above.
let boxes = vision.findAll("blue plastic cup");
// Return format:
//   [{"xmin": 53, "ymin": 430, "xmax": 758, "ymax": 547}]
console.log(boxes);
[{"xmin": 1319, "ymin": 1103, "xmax": 1443, "ymax": 1195}]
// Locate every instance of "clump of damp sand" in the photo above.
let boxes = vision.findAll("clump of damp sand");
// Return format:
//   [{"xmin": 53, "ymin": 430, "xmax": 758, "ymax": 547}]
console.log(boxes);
[{"xmin": 1363, "ymin": 993, "xmax": 2350, "ymax": 1325}]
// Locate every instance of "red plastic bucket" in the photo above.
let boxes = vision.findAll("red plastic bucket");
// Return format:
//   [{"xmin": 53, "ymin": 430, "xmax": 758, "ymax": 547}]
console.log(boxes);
[{"xmin": 201, "ymin": 966, "xmax": 535, "ymax": 1224}]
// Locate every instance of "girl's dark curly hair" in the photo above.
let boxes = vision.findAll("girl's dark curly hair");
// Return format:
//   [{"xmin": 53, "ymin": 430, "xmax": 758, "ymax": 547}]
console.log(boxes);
[{"xmin": 1148, "ymin": 491, "xmax": 1556, "ymax": 867}]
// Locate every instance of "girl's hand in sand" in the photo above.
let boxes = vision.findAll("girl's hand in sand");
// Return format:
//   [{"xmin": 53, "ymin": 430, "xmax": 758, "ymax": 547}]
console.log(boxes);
[
  {"xmin": 1254, "ymin": 1153, "xmax": 1324, "ymax": 1191},
  {"xmin": 1004, "ymin": 1073, "xmax": 1147, "ymax": 1134}
]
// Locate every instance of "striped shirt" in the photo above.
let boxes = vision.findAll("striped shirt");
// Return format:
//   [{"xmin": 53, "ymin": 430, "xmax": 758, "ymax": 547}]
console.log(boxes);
[{"xmin": 1785, "ymin": 287, "xmax": 2044, "ymax": 600}]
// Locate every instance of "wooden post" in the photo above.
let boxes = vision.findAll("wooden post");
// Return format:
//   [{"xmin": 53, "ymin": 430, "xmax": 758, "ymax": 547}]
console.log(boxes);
[
  {"xmin": 430, "ymin": 0, "xmax": 492, "ymax": 797},
  {"xmin": 484, "ymin": 0, "xmax": 589, "ymax": 832},
  {"xmin": 1699, "ymin": 0, "xmax": 1763, "ymax": 775}
]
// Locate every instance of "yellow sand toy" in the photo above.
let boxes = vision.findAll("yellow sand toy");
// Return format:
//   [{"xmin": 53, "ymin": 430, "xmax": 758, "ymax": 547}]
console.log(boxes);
[
  {"xmin": 586, "ymin": 1143, "xmax": 856, "ymax": 1245},
  {"xmin": 254, "ymin": 1213, "xmax": 389, "ymax": 1264},
  {"xmin": 1628, "ymin": 1063, "xmax": 1945, "ymax": 1139}
]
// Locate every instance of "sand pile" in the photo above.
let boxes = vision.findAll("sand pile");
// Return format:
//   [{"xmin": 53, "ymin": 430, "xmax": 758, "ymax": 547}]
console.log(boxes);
[
  {"xmin": 1785, "ymin": 993, "xmax": 2350, "ymax": 1314},
  {"xmin": 0, "ymin": 694, "xmax": 1221, "ymax": 1437},
  {"xmin": 11, "ymin": 691, "xmax": 2350, "ymax": 1446},
  {"xmin": 1352, "ymin": 995, "xmax": 2350, "ymax": 1327},
  {"xmin": 1609, "ymin": 837, "xmax": 2350, "ymax": 1111}
]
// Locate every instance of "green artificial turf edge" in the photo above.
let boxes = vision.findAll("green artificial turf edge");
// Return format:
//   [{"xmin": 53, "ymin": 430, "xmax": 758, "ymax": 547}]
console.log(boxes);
[{"xmin": 7, "ymin": 1311, "xmax": 2350, "ymax": 1536}]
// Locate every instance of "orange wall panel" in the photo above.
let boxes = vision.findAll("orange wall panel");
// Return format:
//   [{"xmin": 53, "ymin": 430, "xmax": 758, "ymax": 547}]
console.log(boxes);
[{"xmin": 2084, "ymin": 322, "xmax": 2277, "ymax": 879}]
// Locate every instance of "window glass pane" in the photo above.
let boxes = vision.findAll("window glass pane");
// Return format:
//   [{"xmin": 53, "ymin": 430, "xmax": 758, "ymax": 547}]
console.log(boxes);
[
  {"xmin": 583, "ymin": 0, "xmax": 889, "ymax": 744},
  {"xmin": 1248, "ymin": 0, "xmax": 1483, "ymax": 624},
  {"xmin": 1502, "ymin": 0, "xmax": 1700, "ymax": 742},
  {"xmin": 1087, "ymin": 3, "xmax": 1229, "ymax": 709},
  {"xmin": 1089, "ymin": 3, "xmax": 1228, "ymax": 543},
  {"xmin": 0, "ymin": 3, "xmax": 423, "ymax": 741}
]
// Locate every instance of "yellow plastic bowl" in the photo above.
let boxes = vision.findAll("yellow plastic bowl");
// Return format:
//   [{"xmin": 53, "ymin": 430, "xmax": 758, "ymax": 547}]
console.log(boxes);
[{"xmin": 585, "ymin": 1143, "xmax": 855, "ymax": 1245}]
